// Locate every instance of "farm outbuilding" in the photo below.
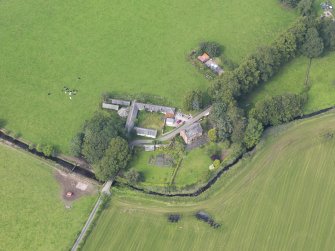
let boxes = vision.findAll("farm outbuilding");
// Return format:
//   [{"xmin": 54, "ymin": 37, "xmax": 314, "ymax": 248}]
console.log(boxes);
[
  {"xmin": 102, "ymin": 102, "xmax": 119, "ymax": 111},
  {"xmin": 134, "ymin": 127, "xmax": 158, "ymax": 138},
  {"xmin": 197, "ymin": 53, "xmax": 210, "ymax": 63},
  {"xmin": 108, "ymin": 99, "xmax": 131, "ymax": 107}
]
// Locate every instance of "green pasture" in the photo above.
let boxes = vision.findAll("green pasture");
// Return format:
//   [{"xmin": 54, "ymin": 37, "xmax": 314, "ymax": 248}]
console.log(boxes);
[
  {"xmin": 83, "ymin": 111, "xmax": 335, "ymax": 251},
  {"xmin": 130, "ymin": 150, "xmax": 173, "ymax": 185},
  {"xmin": 0, "ymin": 144, "xmax": 96, "ymax": 251},
  {"xmin": 246, "ymin": 52, "xmax": 335, "ymax": 113},
  {"xmin": 174, "ymin": 148, "xmax": 212, "ymax": 186},
  {"xmin": 0, "ymin": 0, "xmax": 296, "ymax": 153}
]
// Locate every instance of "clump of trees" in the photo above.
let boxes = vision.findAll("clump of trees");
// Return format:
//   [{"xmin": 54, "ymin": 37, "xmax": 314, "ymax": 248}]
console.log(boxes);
[
  {"xmin": 280, "ymin": 0, "xmax": 301, "ymax": 8},
  {"xmin": 94, "ymin": 137, "xmax": 131, "ymax": 181},
  {"xmin": 183, "ymin": 89, "xmax": 206, "ymax": 111},
  {"xmin": 207, "ymin": 17, "xmax": 324, "ymax": 150},
  {"xmin": 70, "ymin": 111, "xmax": 130, "ymax": 181},
  {"xmin": 319, "ymin": 19, "xmax": 335, "ymax": 52},
  {"xmin": 36, "ymin": 143, "xmax": 57, "ymax": 157},
  {"xmin": 250, "ymin": 93, "xmax": 306, "ymax": 126},
  {"xmin": 199, "ymin": 42, "xmax": 222, "ymax": 57},
  {"xmin": 301, "ymin": 27, "xmax": 324, "ymax": 58}
]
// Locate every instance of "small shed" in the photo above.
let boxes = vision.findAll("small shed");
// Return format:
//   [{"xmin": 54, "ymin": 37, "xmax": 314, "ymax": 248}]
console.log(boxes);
[
  {"xmin": 143, "ymin": 145, "xmax": 155, "ymax": 151},
  {"xmin": 197, "ymin": 53, "xmax": 210, "ymax": 63},
  {"xmin": 109, "ymin": 99, "xmax": 131, "ymax": 107},
  {"xmin": 102, "ymin": 102, "xmax": 119, "ymax": 111}
]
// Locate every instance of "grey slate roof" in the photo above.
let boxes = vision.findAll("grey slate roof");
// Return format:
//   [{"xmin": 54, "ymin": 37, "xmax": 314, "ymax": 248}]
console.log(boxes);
[
  {"xmin": 134, "ymin": 127, "xmax": 158, "ymax": 138},
  {"xmin": 102, "ymin": 102, "xmax": 119, "ymax": 110},
  {"xmin": 108, "ymin": 99, "xmax": 131, "ymax": 107},
  {"xmin": 136, "ymin": 103, "xmax": 175, "ymax": 114},
  {"xmin": 184, "ymin": 122, "xmax": 203, "ymax": 139}
]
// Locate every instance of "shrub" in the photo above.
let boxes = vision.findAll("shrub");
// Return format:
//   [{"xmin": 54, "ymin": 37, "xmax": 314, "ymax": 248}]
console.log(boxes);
[
  {"xmin": 42, "ymin": 144, "xmax": 55, "ymax": 157},
  {"xmin": 125, "ymin": 169, "xmax": 142, "ymax": 184},
  {"xmin": 213, "ymin": 159, "xmax": 221, "ymax": 168},
  {"xmin": 208, "ymin": 128, "xmax": 218, "ymax": 142},
  {"xmin": 36, "ymin": 144, "xmax": 43, "ymax": 153}
]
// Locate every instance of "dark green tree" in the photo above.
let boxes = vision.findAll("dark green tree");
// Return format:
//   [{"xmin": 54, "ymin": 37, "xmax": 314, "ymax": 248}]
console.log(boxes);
[
  {"xmin": 319, "ymin": 19, "xmax": 335, "ymax": 51},
  {"xmin": 280, "ymin": 0, "xmax": 301, "ymax": 7},
  {"xmin": 82, "ymin": 112, "xmax": 124, "ymax": 164},
  {"xmin": 210, "ymin": 101, "xmax": 232, "ymax": 141},
  {"xmin": 199, "ymin": 42, "xmax": 222, "ymax": 57},
  {"xmin": 183, "ymin": 89, "xmax": 204, "ymax": 111},
  {"xmin": 70, "ymin": 132, "xmax": 84, "ymax": 157},
  {"xmin": 301, "ymin": 27, "xmax": 324, "ymax": 58},
  {"xmin": 94, "ymin": 137, "xmax": 130, "ymax": 181},
  {"xmin": 244, "ymin": 118, "xmax": 264, "ymax": 149},
  {"xmin": 297, "ymin": 0, "xmax": 314, "ymax": 16}
]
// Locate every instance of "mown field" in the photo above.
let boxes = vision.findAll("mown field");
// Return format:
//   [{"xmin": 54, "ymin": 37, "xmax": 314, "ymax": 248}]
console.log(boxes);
[
  {"xmin": 0, "ymin": 144, "xmax": 96, "ymax": 251},
  {"xmin": 246, "ymin": 52, "xmax": 335, "ymax": 113},
  {"xmin": 83, "ymin": 111, "xmax": 335, "ymax": 251},
  {"xmin": 0, "ymin": 0, "xmax": 296, "ymax": 153}
]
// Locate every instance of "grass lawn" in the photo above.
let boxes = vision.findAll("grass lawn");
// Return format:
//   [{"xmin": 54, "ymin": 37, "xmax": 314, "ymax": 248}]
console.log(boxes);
[
  {"xmin": 246, "ymin": 52, "xmax": 335, "ymax": 113},
  {"xmin": 136, "ymin": 111, "xmax": 165, "ymax": 131},
  {"xmin": 174, "ymin": 148, "xmax": 212, "ymax": 186},
  {"xmin": 130, "ymin": 150, "xmax": 173, "ymax": 185},
  {"xmin": 244, "ymin": 56, "xmax": 309, "ymax": 107},
  {"xmin": 0, "ymin": 144, "xmax": 97, "ymax": 251},
  {"xmin": 0, "ymin": 0, "xmax": 296, "ymax": 153},
  {"xmin": 83, "ymin": 110, "xmax": 335, "ymax": 251}
]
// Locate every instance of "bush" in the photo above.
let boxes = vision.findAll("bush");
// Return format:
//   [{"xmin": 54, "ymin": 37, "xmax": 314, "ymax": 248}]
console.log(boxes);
[
  {"xmin": 183, "ymin": 89, "xmax": 205, "ymax": 111},
  {"xmin": 42, "ymin": 144, "xmax": 55, "ymax": 157},
  {"xmin": 244, "ymin": 118, "xmax": 264, "ymax": 149},
  {"xmin": 199, "ymin": 42, "xmax": 222, "ymax": 57},
  {"xmin": 213, "ymin": 159, "xmax": 221, "ymax": 168},
  {"xmin": 125, "ymin": 169, "xmax": 142, "ymax": 184},
  {"xmin": 208, "ymin": 128, "xmax": 218, "ymax": 142},
  {"xmin": 70, "ymin": 132, "xmax": 84, "ymax": 157},
  {"xmin": 36, "ymin": 144, "xmax": 43, "ymax": 153}
]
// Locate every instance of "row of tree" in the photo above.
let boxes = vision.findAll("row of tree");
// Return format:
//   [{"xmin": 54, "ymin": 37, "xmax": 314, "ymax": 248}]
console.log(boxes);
[
  {"xmin": 207, "ymin": 13, "xmax": 334, "ymax": 149},
  {"xmin": 70, "ymin": 112, "xmax": 131, "ymax": 181}
]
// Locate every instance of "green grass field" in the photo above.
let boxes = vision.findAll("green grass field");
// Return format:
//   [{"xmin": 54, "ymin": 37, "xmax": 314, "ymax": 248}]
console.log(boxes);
[
  {"xmin": 246, "ymin": 52, "xmax": 335, "ymax": 113},
  {"xmin": 130, "ymin": 150, "xmax": 173, "ymax": 185},
  {"xmin": 83, "ymin": 111, "xmax": 335, "ymax": 251},
  {"xmin": 0, "ymin": 0, "xmax": 296, "ymax": 153},
  {"xmin": 0, "ymin": 144, "xmax": 97, "ymax": 251},
  {"xmin": 174, "ymin": 148, "xmax": 212, "ymax": 186}
]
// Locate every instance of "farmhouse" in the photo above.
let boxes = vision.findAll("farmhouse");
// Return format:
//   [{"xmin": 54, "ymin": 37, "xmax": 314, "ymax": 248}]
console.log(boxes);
[
  {"xmin": 134, "ymin": 127, "xmax": 158, "ymax": 139},
  {"xmin": 197, "ymin": 53, "xmax": 210, "ymax": 63},
  {"xmin": 180, "ymin": 122, "xmax": 203, "ymax": 144},
  {"xmin": 102, "ymin": 102, "xmax": 119, "ymax": 111}
]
